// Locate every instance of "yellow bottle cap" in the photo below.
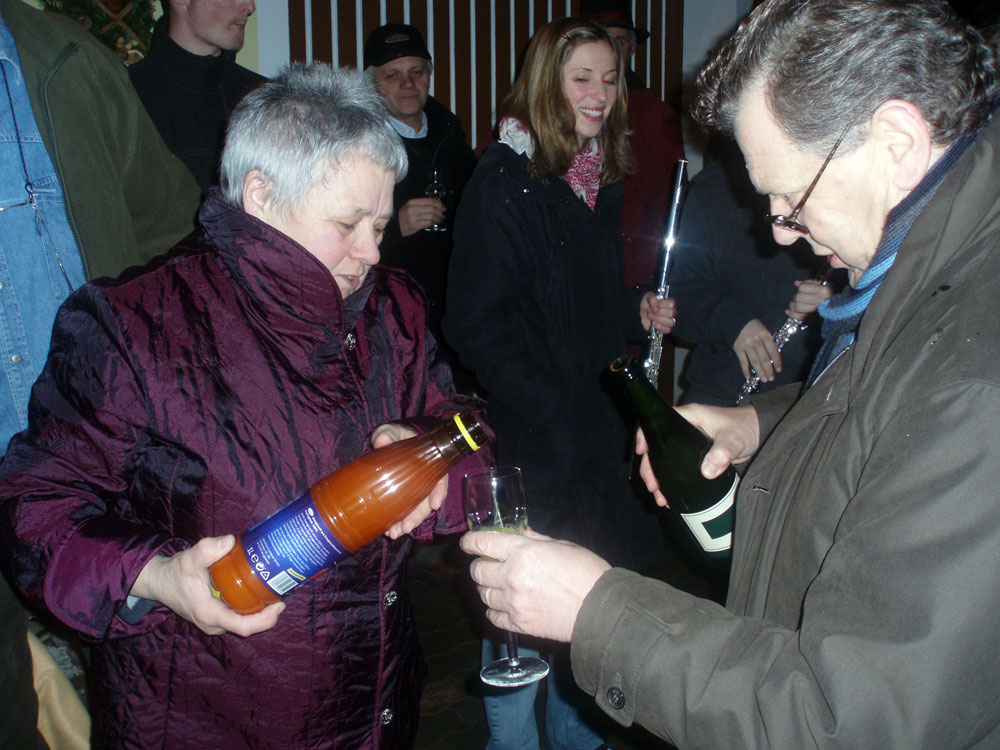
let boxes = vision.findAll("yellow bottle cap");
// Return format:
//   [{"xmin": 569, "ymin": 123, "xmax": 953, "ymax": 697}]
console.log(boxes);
[{"xmin": 453, "ymin": 413, "xmax": 480, "ymax": 451}]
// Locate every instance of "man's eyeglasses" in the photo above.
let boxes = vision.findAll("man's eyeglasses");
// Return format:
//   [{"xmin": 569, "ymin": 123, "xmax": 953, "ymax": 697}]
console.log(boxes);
[{"xmin": 766, "ymin": 125, "xmax": 852, "ymax": 235}]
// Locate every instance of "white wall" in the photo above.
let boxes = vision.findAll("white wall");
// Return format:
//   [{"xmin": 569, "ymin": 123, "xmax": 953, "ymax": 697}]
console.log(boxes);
[
  {"xmin": 254, "ymin": 2, "xmax": 290, "ymax": 77},
  {"xmin": 681, "ymin": 0, "xmax": 751, "ymax": 175}
]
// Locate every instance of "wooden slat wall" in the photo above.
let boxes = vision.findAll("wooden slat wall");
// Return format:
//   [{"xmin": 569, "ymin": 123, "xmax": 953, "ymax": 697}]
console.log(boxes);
[{"xmin": 289, "ymin": 1, "xmax": 683, "ymax": 150}]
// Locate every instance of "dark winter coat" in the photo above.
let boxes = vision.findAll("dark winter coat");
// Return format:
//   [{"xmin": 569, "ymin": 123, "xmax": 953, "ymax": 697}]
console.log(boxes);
[
  {"xmin": 378, "ymin": 97, "xmax": 477, "ymax": 391},
  {"xmin": 572, "ymin": 114, "xmax": 1000, "ymax": 747},
  {"xmin": 379, "ymin": 96, "xmax": 476, "ymax": 311},
  {"xmin": 128, "ymin": 18, "xmax": 265, "ymax": 190},
  {"xmin": 0, "ymin": 192, "xmax": 490, "ymax": 749},
  {"xmin": 445, "ymin": 142, "xmax": 661, "ymax": 571}
]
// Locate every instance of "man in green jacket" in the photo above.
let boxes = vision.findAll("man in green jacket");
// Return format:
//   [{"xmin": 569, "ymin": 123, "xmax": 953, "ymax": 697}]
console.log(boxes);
[
  {"xmin": 0, "ymin": 1, "xmax": 199, "ymax": 746},
  {"xmin": 461, "ymin": 1, "xmax": 1000, "ymax": 746},
  {"xmin": 4, "ymin": 0, "xmax": 200, "ymax": 279}
]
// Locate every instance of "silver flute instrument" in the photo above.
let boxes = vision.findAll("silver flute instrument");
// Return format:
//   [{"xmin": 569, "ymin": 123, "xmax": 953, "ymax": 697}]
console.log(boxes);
[
  {"xmin": 735, "ymin": 267, "xmax": 832, "ymax": 404},
  {"xmin": 643, "ymin": 160, "xmax": 688, "ymax": 389},
  {"xmin": 734, "ymin": 317, "xmax": 807, "ymax": 404}
]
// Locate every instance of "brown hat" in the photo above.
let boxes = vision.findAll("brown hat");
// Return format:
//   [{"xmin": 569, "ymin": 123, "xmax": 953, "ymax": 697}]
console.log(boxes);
[
  {"xmin": 364, "ymin": 23, "xmax": 432, "ymax": 69},
  {"xmin": 579, "ymin": 0, "xmax": 651, "ymax": 44}
]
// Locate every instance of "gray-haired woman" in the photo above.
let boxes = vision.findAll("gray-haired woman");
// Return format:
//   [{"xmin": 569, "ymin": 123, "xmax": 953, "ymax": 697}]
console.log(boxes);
[{"xmin": 0, "ymin": 63, "xmax": 490, "ymax": 748}]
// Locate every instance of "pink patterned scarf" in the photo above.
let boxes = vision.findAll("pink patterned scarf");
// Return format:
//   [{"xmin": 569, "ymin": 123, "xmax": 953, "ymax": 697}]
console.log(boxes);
[{"xmin": 563, "ymin": 138, "xmax": 603, "ymax": 211}]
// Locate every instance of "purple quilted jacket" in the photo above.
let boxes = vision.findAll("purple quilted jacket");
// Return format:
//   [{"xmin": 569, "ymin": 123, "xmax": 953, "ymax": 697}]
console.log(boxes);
[{"xmin": 0, "ymin": 193, "xmax": 491, "ymax": 749}]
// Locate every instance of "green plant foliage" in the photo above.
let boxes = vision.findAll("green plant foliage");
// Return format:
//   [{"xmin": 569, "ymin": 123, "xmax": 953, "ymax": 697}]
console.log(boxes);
[{"xmin": 42, "ymin": 0, "xmax": 157, "ymax": 63}]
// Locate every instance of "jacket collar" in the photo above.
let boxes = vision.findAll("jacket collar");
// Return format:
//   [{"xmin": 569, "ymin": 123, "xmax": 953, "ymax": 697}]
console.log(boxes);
[
  {"xmin": 849, "ymin": 112, "xmax": 1000, "ymax": 392},
  {"xmin": 145, "ymin": 17, "xmax": 233, "ymax": 92},
  {"xmin": 485, "ymin": 140, "xmax": 625, "ymax": 210}
]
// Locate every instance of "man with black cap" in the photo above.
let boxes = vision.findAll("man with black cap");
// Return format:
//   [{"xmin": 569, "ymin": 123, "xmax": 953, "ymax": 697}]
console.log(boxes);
[
  {"xmin": 580, "ymin": 0, "xmax": 686, "ymax": 292},
  {"xmin": 364, "ymin": 23, "xmax": 476, "ymax": 392}
]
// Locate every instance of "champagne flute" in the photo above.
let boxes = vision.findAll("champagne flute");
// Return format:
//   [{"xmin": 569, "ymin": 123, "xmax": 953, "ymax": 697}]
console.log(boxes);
[
  {"xmin": 424, "ymin": 168, "xmax": 448, "ymax": 232},
  {"xmin": 464, "ymin": 466, "xmax": 550, "ymax": 688}
]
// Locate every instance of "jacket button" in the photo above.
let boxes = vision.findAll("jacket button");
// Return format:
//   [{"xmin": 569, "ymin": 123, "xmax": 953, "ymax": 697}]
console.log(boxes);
[
  {"xmin": 606, "ymin": 686, "xmax": 626, "ymax": 710},
  {"xmin": 10, "ymin": 353, "xmax": 21, "ymax": 364},
  {"xmin": 380, "ymin": 708, "xmax": 394, "ymax": 725},
  {"xmin": 345, "ymin": 332, "xmax": 356, "ymax": 351},
  {"xmin": 383, "ymin": 590, "xmax": 398, "ymax": 606}
]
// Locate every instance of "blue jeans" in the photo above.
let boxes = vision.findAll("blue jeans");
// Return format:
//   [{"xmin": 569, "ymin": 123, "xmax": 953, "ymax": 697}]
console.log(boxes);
[{"xmin": 481, "ymin": 638, "xmax": 604, "ymax": 750}]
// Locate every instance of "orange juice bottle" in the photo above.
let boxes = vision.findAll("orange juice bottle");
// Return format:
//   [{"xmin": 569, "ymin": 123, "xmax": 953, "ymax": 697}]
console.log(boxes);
[{"xmin": 209, "ymin": 413, "xmax": 486, "ymax": 614}]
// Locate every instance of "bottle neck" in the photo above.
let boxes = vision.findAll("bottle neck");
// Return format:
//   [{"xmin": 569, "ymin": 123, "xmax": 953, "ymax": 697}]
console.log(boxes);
[
  {"xmin": 435, "ymin": 413, "xmax": 486, "ymax": 462},
  {"xmin": 610, "ymin": 356, "xmax": 660, "ymax": 409}
]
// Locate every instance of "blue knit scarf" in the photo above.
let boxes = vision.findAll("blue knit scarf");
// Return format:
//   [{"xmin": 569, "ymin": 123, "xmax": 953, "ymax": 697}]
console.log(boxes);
[{"xmin": 806, "ymin": 131, "xmax": 977, "ymax": 387}]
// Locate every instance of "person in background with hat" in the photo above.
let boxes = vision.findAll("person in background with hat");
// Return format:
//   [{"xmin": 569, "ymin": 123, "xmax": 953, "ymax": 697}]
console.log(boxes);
[
  {"xmin": 581, "ymin": 0, "xmax": 685, "ymax": 323},
  {"xmin": 365, "ymin": 22, "xmax": 477, "ymax": 394}
]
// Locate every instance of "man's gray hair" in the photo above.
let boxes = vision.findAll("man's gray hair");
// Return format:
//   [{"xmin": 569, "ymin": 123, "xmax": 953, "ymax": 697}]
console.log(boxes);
[
  {"xmin": 220, "ymin": 63, "xmax": 408, "ymax": 214},
  {"xmin": 693, "ymin": 0, "xmax": 999, "ymax": 157}
]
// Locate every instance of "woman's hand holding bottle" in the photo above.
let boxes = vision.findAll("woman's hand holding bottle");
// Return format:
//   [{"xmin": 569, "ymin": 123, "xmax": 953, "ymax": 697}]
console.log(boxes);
[{"xmin": 372, "ymin": 422, "xmax": 449, "ymax": 539}]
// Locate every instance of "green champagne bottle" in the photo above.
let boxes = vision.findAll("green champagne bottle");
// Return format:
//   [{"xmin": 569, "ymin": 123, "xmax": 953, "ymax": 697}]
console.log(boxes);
[{"xmin": 608, "ymin": 356, "xmax": 736, "ymax": 559}]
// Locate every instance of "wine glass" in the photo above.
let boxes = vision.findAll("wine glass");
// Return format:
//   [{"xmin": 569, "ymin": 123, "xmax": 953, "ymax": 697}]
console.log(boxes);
[
  {"xmin": 424, "ymin": 168, "xmax": 448, "ymax": 232},
  {"xmin": 464, "ymin": 466, "xmax": 550, "ymax": 688}
]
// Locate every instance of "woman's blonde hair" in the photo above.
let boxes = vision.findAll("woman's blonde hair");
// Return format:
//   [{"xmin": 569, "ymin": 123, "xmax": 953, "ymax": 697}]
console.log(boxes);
[{"xmin": 499, "ymin": 17, "xmax": 633, "ymax": 184}]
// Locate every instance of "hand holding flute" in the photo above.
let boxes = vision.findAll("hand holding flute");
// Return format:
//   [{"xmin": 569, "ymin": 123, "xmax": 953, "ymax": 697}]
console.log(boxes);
[
  {"xmin": 734, "ymin": 270, "xmax": 833, "ymax": 403},
  {"xmin": 643, "ymin": 160, "xmax": 687, "ymax": 389},
  {"xmin": 640, "ymin": 294, "xmax": 677, "ymax": 336}
]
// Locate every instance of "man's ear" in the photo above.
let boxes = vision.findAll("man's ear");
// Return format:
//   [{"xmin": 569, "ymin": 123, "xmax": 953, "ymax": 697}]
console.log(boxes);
[
  {"xmin": 870, "ymin": 99, "xmax": 936, "ymax": 192},
  {"xmin": 241, "ymin": 170, "xmax": 271, "ymax": 220}
]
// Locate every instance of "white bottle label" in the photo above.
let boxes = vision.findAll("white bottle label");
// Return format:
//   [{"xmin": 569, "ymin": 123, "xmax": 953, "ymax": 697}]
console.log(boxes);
[{"xmin": 679, "ymin": 474, "xmax": 739, "ymax": 554}]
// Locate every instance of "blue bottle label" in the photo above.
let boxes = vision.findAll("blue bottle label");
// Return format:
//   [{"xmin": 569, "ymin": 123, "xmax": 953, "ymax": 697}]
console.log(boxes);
[{"xmin": 241, "ymin": 489, "xmax": 348, "ymax": 597}]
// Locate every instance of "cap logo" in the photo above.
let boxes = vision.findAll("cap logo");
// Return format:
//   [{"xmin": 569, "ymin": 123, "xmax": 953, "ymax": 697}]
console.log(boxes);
[{"xmin": 385, "ymin": 33, "xmax": 412, "ymax": 44}]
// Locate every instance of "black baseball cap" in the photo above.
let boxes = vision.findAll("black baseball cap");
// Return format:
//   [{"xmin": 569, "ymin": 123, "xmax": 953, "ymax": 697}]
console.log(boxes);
[{"xmin": 364, "ymin": 23, "xmax": 432, "ymax": 69}]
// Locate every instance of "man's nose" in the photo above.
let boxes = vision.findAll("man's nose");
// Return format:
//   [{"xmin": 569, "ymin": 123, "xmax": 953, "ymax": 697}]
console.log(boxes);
[{"xmin": 772, "ymin": 225, "xmax": 804, "ymax": 246}]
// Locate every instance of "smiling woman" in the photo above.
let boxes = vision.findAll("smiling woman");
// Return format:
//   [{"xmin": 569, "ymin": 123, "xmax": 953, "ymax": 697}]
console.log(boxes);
[
  {"xmin": 444, "ymin": 16, "xmax": 670, "ymax": 750},
  {"xmin": 561, "ymin": 40, "xmax": 619, "ymax": 147}
]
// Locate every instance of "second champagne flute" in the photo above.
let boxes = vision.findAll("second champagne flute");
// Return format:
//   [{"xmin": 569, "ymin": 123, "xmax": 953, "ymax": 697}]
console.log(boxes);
[{"xmin": 464, "ymin": 466, "xmax": 549, "ymax": 688}]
